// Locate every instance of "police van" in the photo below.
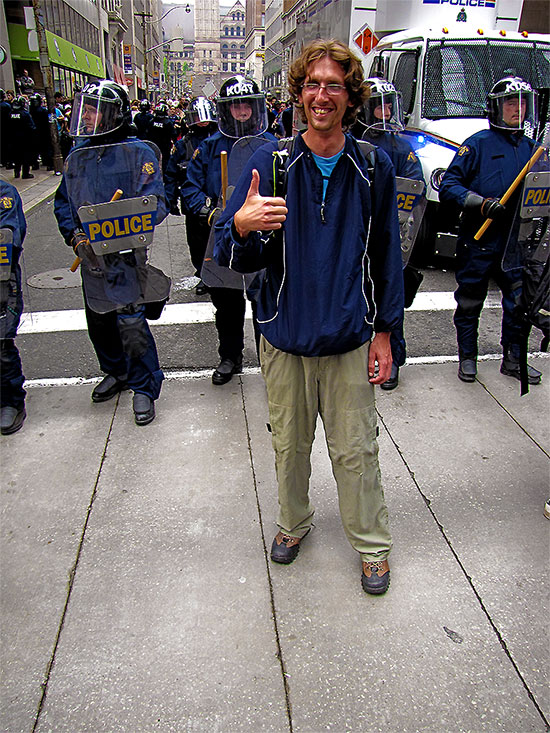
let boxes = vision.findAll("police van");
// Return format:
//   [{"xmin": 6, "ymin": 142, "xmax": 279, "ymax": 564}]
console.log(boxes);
[{"xmin": 350, "ymin": 2, "xmax": 549, "ymax": 259}]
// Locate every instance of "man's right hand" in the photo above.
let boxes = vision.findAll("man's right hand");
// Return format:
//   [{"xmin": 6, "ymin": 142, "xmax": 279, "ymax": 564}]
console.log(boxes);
[{"xmin": 234, "ymin": 169, "xmax": 288, "ymax": 240}]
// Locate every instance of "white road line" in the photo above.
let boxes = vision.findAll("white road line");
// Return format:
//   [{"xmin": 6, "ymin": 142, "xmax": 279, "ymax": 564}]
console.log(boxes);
[
  {"xmin": 21, "ymin": 353, "xmax": 549, "ymax": 389},
  {"xmin": 18, "ymin": 292, "xmax": 499, "ymax": 335}
]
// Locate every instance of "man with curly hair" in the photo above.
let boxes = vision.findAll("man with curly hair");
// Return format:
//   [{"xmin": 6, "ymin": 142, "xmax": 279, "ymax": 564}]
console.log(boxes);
[{"xmin": 214, "ymin": 40, "xmax": 403, "ymax": 594}]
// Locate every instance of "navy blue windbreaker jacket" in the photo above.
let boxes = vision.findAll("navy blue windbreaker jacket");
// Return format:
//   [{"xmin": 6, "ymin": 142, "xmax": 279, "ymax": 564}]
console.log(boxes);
[{"xmin": 214, "ymin": 132, "xmax": 404, "ymax": 357}]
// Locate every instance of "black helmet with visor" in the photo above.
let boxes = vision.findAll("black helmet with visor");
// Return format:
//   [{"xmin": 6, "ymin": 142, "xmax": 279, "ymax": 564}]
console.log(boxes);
[
  {"xmin": 69, "ymin": 81, "xmax": 132, "ymax": 138},
  {"xmin": 217, "ymin": 76, "xmax": 268, "ymax": 138},
  {"xmin": 362, "ymin": 78, "xmax": 404, "ymax": 133},
  {"xmin": 486, "ymin": 76, "xmax": 538, "ymax": 132},
  {"xmin": 185, "ymin": 96, "xmax": 216, "ymax": 126}
]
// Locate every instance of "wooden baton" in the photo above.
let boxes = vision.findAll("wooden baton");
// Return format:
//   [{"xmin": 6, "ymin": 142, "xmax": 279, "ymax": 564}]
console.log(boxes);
[{"xmin": 474, "ymin": 145, "xmax": 545, "ymax": 241}]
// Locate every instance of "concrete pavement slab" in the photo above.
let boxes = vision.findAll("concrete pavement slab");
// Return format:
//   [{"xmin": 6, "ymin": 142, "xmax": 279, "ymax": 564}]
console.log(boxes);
[
  {"xmin": 0, "ymin": 386, "xmax": 117, "ymax": 731},
  {"xmin": 243, "ymin": 373, "xmax": 547, "ymax": 732},
  {"xmin": 35, "ymin": 380, "xmax": 288, "ymax": 732},
  {"xmin": 376, "ymin": 360, "xmax": 549, "ymax": 722}
]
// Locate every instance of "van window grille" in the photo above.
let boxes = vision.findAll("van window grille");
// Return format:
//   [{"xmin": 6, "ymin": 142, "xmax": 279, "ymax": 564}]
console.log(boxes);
[{"xmin": 422, "ymin": 39, "xmax": 550, "ymax": 120}]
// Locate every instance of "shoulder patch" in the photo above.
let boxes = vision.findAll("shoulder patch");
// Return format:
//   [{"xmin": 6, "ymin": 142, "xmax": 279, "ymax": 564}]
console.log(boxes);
[
  {"xmin": 142, "ymin": 161, "xmax": 156, "ymax": 175},
  {"xmin": 192, "ymin": 147, "xmax": 200, "ymax": 160},
  {"xmin": 407, "ymin": 151, "xmax": 418, "ymax": 163},
  {"xmin": 0, "ymin": 196, "xmax": 14, "ymax": 209},
  {"xmin": 457, "ymin": 145, "xmax": 470, "ymax": 157}
]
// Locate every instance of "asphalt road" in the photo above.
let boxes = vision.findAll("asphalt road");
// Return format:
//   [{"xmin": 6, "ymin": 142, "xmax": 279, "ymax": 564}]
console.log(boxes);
[{"xmin": 16, "ymin": 196, "xmax": 543, "ymax": 382}]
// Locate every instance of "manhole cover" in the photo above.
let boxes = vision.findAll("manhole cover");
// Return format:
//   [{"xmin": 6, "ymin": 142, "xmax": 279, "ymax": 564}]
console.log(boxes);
[{"xmin": 27, "ymin": 268, "xmax": 81, "ymax": 289}]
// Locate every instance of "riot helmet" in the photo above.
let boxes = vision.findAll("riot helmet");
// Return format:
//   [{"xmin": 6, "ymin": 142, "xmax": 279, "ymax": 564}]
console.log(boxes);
[
  {"xmin": 69, "ymin": 81, "xmax": 132, "ymax": 138},
  {"xmin": 216, "ymin": 75, "xmax": 268, "ymax": 138},
  {"xmin": 486, "ymin": 76, "xmax": 538, "ymax": 132},
  {"xmin": 362, "ymin": 78, "xmax": 404, "ymax": 133},
  {"xmin": 139, "ymin": 99, "xmax": 151, "ymax": 113},
  {"xmin": 0, "ymin": 89, "xmax": 6, "ymax": 102},
  {"xmin": 185, "ymin": 96, "xmax": 216, "ymax": 126},
  {"xmin": 30, "ymin": 93, "xmax": 43, "ymax": 108},
  {"xmin": 11, "ymin": 96, "xmax": 27, "ymax": 111},
  {"xmin": 155, "ymin": 102, "xmax": 168, "ymax": 117}
]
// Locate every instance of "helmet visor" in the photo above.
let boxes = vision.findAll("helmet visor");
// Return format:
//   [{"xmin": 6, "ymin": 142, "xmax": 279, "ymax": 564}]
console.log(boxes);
[
  {"xmin": 363, "ymin": 89, "xmax": 404, "ymax": 132},
  {"xmin": 217, "ymin": 95, "xmax": 268, "ymax": 138},
  {"xmin": 69, "ymin": 90, "xmax": 122, "ymax": 138},
  {"xmin": 489, "ymin": 90, "xmax": 538, "ymax": 132}
]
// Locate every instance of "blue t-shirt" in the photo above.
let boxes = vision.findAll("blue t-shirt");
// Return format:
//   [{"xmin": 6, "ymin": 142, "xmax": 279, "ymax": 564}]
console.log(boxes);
[{"xmin": 312, "ymin": 148, "xmax": 344, "ymax": 200}]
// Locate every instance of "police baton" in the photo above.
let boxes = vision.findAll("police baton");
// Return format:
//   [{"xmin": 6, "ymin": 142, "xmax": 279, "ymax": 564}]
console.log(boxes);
[
  {"xmin": 70, "ymin": 189, "xmax": 124, "ymax": 272},
  {"xmin": 474, "ymin": 144, "xmax": 545, "ymax": 241}
]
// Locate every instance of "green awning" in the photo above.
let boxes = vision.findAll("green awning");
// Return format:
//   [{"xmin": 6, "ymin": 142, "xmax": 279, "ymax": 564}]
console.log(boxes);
[{"xmin": 8, "ymin": 23, "xmax": 104, "ymax": 77}]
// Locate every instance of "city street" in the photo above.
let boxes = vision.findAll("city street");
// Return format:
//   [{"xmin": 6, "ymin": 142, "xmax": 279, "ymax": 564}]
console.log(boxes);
[{"xmin": 1, "ymin": 171, "xmax": 548, "ymax": 732}]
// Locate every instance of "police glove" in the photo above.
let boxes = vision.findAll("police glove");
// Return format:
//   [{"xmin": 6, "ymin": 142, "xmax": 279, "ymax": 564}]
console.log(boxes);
[
  {"xmin": 71, "ymin": 229, "xmax": 99, "ymax": 267},
  {"xmin": 198, "ymin": 197, "xmax": 216, "ymax": 227},
  {"xmin": 170, "ymin": 201, "xmax": 181, "ymax": 216},
  {"xmin": 481, "ymin": 198, "xmax": 506, "ymax": 221}
]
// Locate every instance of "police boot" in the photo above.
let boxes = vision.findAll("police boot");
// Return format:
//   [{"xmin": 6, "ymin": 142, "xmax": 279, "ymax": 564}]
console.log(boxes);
[
  {"xmin": 458, "ymin": 354, "xmax": 477, "ymax": 383},
  {"xmin": 133, "ymin": 393, "xmax": 155, "ymax": 426},
  {"xmin": 500, "ymin": 346, "xmax": 542, "ymax": 385},
  {"xmin": 91, "ymin": 374, "xmax": 129, "ymax": 403},
  {"xmin": 212, "ymin": 358, "xmax": 243, "ymax": 386},
  {"xmin": 1, "ymin": 404, "xmax": 26, "ymax": 435}
]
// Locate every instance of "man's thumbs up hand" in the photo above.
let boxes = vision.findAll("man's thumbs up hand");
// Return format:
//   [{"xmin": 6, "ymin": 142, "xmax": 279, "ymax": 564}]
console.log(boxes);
[{"xmin": 234, "ymin": 169, "xmax": 288, "ymax": 240}]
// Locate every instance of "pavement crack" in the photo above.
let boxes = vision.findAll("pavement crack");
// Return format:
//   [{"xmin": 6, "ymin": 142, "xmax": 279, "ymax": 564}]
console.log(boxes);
[
  {"xmin": 32, "ymin": 398, "xmax": 120, "ymax": 732},
  {"xmin": 377, "ymin": 410, "xmax": 550, "ymax": 731},
  {"xmin": 239, "ymin": 378, "xmax": 294, "ymax": 733},
  {"xmin": 476, "ymin": 379, "xmax": 550, "ymax": 459}
]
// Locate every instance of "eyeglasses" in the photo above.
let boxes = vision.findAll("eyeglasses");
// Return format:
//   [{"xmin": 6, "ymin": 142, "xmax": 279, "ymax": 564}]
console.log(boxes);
[{"xmin": 302, "ymin": 82, "xmax": 347, "ymax": 96}]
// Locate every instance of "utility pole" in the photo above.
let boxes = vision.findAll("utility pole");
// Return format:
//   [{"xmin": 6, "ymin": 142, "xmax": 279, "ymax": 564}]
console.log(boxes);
[
  {"xmin": 31, "ymin": 0, "xmax": 63, "ymax": 174},
  {"xmin": 134, "ymin": 10, "xmax": 152, "ymax": 101}
]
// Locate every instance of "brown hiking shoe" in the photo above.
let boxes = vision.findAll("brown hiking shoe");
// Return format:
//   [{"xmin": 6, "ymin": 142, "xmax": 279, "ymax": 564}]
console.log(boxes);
[{"xmin": 361, "ymin": 559, "xmax": 390, "ymax": 595}]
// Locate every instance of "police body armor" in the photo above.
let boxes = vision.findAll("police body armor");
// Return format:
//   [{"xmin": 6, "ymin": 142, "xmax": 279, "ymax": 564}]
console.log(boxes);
[
  {"xmin": 64, "ymin": 140, "xmax": 171, "ymax": 314},
  {"xmin": 201, "ymin": 135, "xmax": 268, "ymax": 289}
]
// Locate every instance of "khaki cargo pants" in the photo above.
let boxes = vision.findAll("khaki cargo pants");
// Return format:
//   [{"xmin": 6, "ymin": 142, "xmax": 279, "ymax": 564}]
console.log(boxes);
[{"xmin": 259, "ymin": 336, "xmax": 392, "ymax": 563}]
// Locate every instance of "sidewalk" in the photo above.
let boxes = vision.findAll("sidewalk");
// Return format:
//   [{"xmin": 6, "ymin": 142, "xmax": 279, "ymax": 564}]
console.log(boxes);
[
  {"xmin": 0, "ymin": 165, "xmax": 61, "ymax": 214},
  {"xmin": 1, "ymin": 360, "xmax": 548, "ymax": 732}
]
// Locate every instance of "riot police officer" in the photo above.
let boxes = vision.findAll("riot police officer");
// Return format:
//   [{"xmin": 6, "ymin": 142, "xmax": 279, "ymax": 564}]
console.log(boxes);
[
  {"xmin": 9, "ymin": 96, "xmax": 36, "ymax": 179},
  {"xmin": 134, "ymin": 99, "xmax": 153, "ymax": 140},
  {"xmin": 54, "ymin": 81, "xmax": 169, "ymax": 425},
  {"xmin": 164, "ymin": 97, "xmax": 217, "ymax": 295},
  {"xmin": 29, "ymin": 93, "xmax": 53, "ymax": 170},
  {"xmin": 354, "ymin": 79, "xmax": 425, "ymax": 390},
  {"xmin": 440, "ymin": 77, "xmax": 542, "ymax": 385},
  {"xmin": 0, "ymin": 182, "xmax": 27, "ymax": 435},
  {"xmin": 181, "ymin": 76, "xmax": 276, "ymax": 385},
  {"xmin": 145, "ymin": 101, "xmax": 178, "ymax": 173}
]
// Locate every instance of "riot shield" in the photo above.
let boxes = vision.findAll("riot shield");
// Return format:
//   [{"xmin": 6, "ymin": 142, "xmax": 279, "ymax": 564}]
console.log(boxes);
[
  {"xmin": 395, "ymin": 177, "xmax": 426, "ymax": 266},
  {"xmin": 64, "ymin": 140, "xmax": 171, "ymax": 314},
  {"xmin": 201, "ymin": 136, "xmax": 269, "ymax": 289},
  {"xmin": 502, "ymin": 153, "xmax": 550, "ymax": 274}
]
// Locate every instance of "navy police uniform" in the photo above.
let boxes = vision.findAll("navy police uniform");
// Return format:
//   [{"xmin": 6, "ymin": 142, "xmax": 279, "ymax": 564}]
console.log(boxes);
[
  {"xmin": 439, "ymin": 127, "xmax": 534, "ymax": 360},
  {"xmin": 54, "ymin": 136, "xmax": 167, "ymax": 404},
  {"xmin": 0, "ymin": 182, "xmax": 27, "ymax": 433}
]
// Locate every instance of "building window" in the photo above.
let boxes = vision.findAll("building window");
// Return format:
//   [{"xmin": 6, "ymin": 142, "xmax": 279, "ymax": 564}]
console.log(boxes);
[
  {"xmin": 223, "ymin": 63, "xmax": 228, "ymax": 71},
  {"xmin": 231, "ymin": 63, "xmax": 237, "ymax": 71}
]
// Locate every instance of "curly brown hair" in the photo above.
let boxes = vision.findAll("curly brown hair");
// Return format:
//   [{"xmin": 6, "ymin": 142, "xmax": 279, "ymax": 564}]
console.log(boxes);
[{"xmin": 288, "ymin": 39, "xmax": 369, "ymax": 128}]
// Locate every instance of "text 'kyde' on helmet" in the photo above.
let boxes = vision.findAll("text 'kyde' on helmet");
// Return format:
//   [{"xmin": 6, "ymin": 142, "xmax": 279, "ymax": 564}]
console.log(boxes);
[
  {"xmin": 362, "ymin": 78, "xmax": 404, "ymax": 133},
  {"xmin": 185, "ymin": 96, "xmax": 216, "ymax": 127},
  {"xmin": 11, "ymin": 96, "xmax": 28, "ymax": 111},
  {"xmin": 139, "ymin": 99, "xmax": 151, "ymax": 112},
  {"xmin": 486, "ymin": 76, "xmax": 538, "ymax": 132},
  {"xmin": 69, "ymin": 81, "xmax": 132, "ymax": 138},
  {"xmin": 216, "ymin": 75, "xmax": 268, "ymax": 138}
]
